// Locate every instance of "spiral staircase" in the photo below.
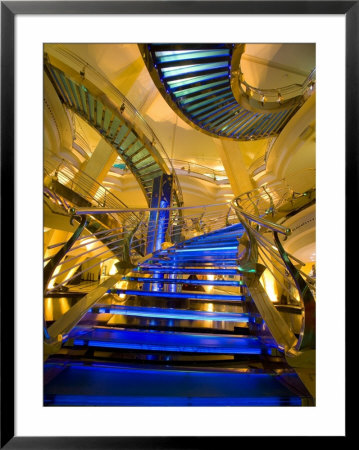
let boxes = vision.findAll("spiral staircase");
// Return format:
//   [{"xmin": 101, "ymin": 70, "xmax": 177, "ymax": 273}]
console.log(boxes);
[{"xmin": 140, "ymin": 43, "xmax": 314, "ymax": 140}]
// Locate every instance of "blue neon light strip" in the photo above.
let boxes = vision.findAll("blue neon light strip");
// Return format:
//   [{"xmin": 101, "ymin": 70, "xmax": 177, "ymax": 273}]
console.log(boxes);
[
  {"xmin": 92, "ymin": 304, "xmax": 251, "ymax": 322},
  {"xmin": 186, "ymin": 90, "xmax": 233, "ymax": 112},
  {"xmin": 108, "ymin": 289, "xmax": 245, "ymax": 301},
  {"xmin": 72, "ymin": 338, "xmax": 263, "ymax": 354},
  {"xmin": 122, "ymin": 277, "xmax": 243, "ymax": 286},
  {"xmin": 155, "ymin": 49, "xmax": 230, "ymax": 63},
  {"xmin": 167, "ymin": 71, "xmax": 228, "ymax": 88},
  {"xmin": 190, "ymin": 93, "xmax": 234, "ymax": 116},
  {"xmin": 136, "ymin": 268, "xmax": 239, "ymax": 275},
  {"xmin": 179, "ymin": 86, "xmax": 231, "ymax": 106},
  {"xmin": 173, "ymin": 79, "xmax": 228, "ymax": 97},
  {"xmin": 197, "ymin": 102, "xmax": 238, "ymax": 122},
  {"xmin": 171, "ymin": 246, "xmax": 238, "ymax": 252},
  {"xmin": 161, "ymin": 61, "xmax": 229, "ymax": 78}
]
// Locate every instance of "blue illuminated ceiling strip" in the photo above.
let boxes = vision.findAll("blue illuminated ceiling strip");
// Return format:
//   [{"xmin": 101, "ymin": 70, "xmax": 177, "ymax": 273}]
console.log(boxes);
[
  {"xmin": 226, "ymin": 111, "xmax": 253, "ymax": 135},
  {"xmin": 92, "ymin": 304, "xmax": 251, "ymax": 322},
  {"xmin": 179, "ymin": 86, "xmax": 230, "ymax": 106},
  {"xmin": 255, "ymin": 113, "xmax": 277, "ymax": 136},
  {"xmin": 224, "ymin": 112, "xmax": 260, "ymax": 134},
  {"xmin": 186, "ymin": 90, "xmax": 233, "ymax": 112},
  {"xmin": 271, "ymin": 107, "xmax": 296, "ymax": 133},
  {"xmin": 190, "ymin": 96, "xmax": 235, "ymax": 118},
  {"xmin": 209, "ymin": 106, "xmax": 244, "ymax": 128},
  {"xmin": 197, "ymin": 101, "xmax": 238, "ymax": 123},
  {"xmin": 155, "ymin": 49, "xmax": 230, "ymax": 63},
  {"xmin": 136, "ymin": 268, "xmax": 239, "ymax": 275},
  {"xmin": 167, "ymin": 71, "xmax": 228, "ymax": 88},
  {"xmin": 248, "ymin": 114, "xmax": 272, "ymax": 136},
  {"xmin": 271, "ymin": 110, "xmax": 293, "ymax": 134},
  {"xmin": 173, "ymin": 79, "xmax": 228, "ymax": 98},
  {"xmin": 226, "ymin": 112, "xmax": 258, "ymax": 135},
  {"xmin": 161, "ymin": 61, "xmax": 229, "ymax": 78},
  {"xmin": 228, "ymin": 112, "xmax": 255, "ymax": 136}
]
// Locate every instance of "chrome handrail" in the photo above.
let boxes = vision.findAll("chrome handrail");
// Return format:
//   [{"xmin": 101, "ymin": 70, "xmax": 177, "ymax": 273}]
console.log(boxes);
[
  {"xmin": 238, "ymin": 68, "xmax": 316, "ymax": 104},
  {"xmin": 44, "ymin": 155, "xmax": 139, "ymax": 226},
  {"xmin": 170, "ymin": 159, "xmax": 228, "ymax": 182},
  {"xmin": 231, "ymin": 193, "xmax": 315, "ymax": 354},
  {"xmin": 45, "ymin": 44, "xmax": 183, "ymax": 206},
  {"xmin": 234, "ymin": 179, "xmax": 315, "ymax": 219},
  {"xmin": 231, "ymin": 43, "xmax": 316, "ymax": 108}
]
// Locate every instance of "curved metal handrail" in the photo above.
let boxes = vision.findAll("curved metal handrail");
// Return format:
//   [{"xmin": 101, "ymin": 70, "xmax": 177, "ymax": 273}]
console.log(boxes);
[
  {"xmin": 44, "ymin": 44, "xmax": 183, "ymax": 206},
  {"xmin": 235, "ymin": 179, "xmax": 316, "ymax": 219},
  {"xmin": 44, "ymin": 154, "xmax": 139, "ymax": 226},
  {"xmin": 44, "ymin": 213, "xmax": 88, "ymax": 341},
  {"xmin": 231, "ymin": 195, "xmax": 315, "ymax": 354},
  {"xmin": 231, "ymin": 44, "xmax": 316, "ymax": 111},
  {"xmin": 170, "ymin": 159, "xmax": 227, "ymax": 182}
]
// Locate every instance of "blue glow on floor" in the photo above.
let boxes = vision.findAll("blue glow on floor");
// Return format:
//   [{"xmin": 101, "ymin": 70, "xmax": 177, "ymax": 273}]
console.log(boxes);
[{"xmin": 45, "ymin": 394, "xmax": 301, "ymax": 406}]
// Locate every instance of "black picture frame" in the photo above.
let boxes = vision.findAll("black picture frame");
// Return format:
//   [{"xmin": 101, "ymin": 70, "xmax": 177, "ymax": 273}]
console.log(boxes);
[{"xmin": 1, "ymin": 1, "xmax": 354, "ymax": 447}]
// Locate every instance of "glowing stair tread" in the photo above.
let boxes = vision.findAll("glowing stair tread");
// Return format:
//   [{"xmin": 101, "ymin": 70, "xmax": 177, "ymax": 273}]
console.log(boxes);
[
  {"xmin": 108, "ymin": 289, "xmax": 245, "ymax": 302},
  {"xmin": 68, "ymin": 327, "xmax": 265, "ymax": 354},
  {"xmin": 91, "ymin": 304, "xmax": 253, "ymax": 322},
  {"xmin": 122, "ymin": 276, "xmax": 243, "ymax": 286},
  {"xmin": 135, "ymin": 268, "xmax": 240, "ymax": 275}
]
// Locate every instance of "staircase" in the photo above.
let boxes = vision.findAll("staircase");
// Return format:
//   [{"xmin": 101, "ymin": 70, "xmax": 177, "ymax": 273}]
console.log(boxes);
[
  {"xmin": 43, "ymin": 46, "xmax": 315, "ymax": 407},
  {"xmin": 140, "ymin": 44, "xmax": 308, "ymax": 140},
  {"xmin": 44, "ymin": 46, "xmax": 182, "ymax": 209},
  {"xmin": 44, "ymin": 219, "xmax": 314, "ymax": 406}
]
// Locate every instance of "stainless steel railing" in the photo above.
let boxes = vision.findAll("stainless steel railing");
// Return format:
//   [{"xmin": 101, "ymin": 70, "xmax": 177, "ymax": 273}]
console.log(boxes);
[
  {"xmin": 170, "ymin": 159, "xmax": 228, "ymax": 183},
  {"xmin": 45, "ymin": 44, "xmax": 183, "ymax": 207},
  {"xmin": 231, "ymin": 193, "xmax": 315, "ymax": 353},
  {"xmin": 44, "ymin": 200, "xmax": 237, "ymax": 294},
  {"xmin": 44, "ymin": 155, "xmax": 139, "ymax": 227}
]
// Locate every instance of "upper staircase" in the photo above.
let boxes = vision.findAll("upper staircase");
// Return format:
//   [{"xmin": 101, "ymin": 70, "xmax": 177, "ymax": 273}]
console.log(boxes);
[
  {"xmin": 44, "ymin": 45, "xmax": 183, "ymax": 209},
  {"xmin": 140, "ymin": 44, "xmax": 315, "ymax": 140}
]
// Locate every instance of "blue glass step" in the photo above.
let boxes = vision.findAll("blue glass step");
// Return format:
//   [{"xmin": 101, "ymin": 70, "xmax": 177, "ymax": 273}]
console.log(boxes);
[
  {"xmin": 91, "ymin": 304, "xmax": 253, "ymax": 323},
  {"xmin": 67, "ymin": 327, "xmax": 264, "ymax": 354},
  {"xmin": 44, "ymin": 361, "xmax": 306, "ymax": 406},
  {"xmin": 135, "ymin": 268, "xmax": 240, "ymax": 275}
]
